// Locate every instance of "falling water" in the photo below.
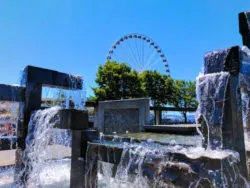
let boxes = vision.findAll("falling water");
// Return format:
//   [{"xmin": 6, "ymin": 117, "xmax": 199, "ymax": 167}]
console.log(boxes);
[
  {"xmin": 0, "ymin": 106, "xmax": 73, "ymax": 187},
  {"xmin": 196, "ymin": 72, "xmax": 229, "ymax": 149},
  {"xmin": 0, "ymin": 68, "xmax": 87, "ymax": 187},
  {"xmin": 203, "ymin": 49, "xmax": 230, "ymax": 74},
  {"xmin": 2, "ymin": 49, "xmax": 250, "ymax": 187},
  {"xmin": 86, "ymin": 135, "xmax": 242, "ymax": 188},
  {"xmin": 14, "ymin": 71, "xmax": 86, "ymax": 187},
  {"xmin": 87, "ymin": 46, "xmax": 250, "ymax": 187},
  {"xmin": 15, "ymin": 106, "xmax": 72, "ymax": 187},
  {"xmin": 194, "ymin": 46, "xmax": 250, "ymax": 187},
  {"xmin": 96, "ymin": 141, "xmax": 168, "ymax": 188},
  {"xmin": 42, "ymin": 74, "xmax": 86, "ymax": 110}
]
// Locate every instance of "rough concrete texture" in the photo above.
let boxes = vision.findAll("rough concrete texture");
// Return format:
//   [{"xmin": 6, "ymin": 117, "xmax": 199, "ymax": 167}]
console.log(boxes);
[{"xmin": 95, "ymin": 98, "xmax": 150, "ymax": 134}]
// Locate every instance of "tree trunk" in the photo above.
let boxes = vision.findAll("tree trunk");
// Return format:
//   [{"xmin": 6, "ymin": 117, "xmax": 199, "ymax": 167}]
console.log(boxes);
[
  {"xmin": 154, "ymin": 110, "xmax": 161, "ymax": 125},
  {"xmin": 183, "ymin": 112, "xmax": 187, "ymax": 124}
]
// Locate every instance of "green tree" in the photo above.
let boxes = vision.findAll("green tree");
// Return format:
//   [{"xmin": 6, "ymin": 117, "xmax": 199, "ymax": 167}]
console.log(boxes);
[
  {"xmin": 172, "ymin": 80, "xmax": 198, "ymax": 123},
  {"xmin": 139, "ymin": 70, "xmax": 174, "ymax": 107},
  {"xmin": 92, "ymin": 61, "xmax": 143, "ymax": 102}
]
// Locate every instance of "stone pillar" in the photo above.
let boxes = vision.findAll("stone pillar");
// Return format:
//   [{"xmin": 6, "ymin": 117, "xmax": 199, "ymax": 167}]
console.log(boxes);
[
  {"xmin": 97, "ymin": 98, "xmax": 150, "ymax": 134},
  {"xmin": 14, "ymin": 65, "xmax": 84, "ymax": 185},
  {"xmin": 197, "ymin": 46, "xmax": 248, "ymax": 179},
  {"xmin": 223, "ymin": 75, "xmax": 248, "ymax": 178},
  {"xmin": 93, "ymin": 105, "xmax": 99, "ymax": 129},
  {"xmin": 239, "ymin": 11, "xmax": 250, "ymax": 49},
  {"xmin": 154, "ymin": 110, "xmax": 162, "ymax": 125},
  {"xmin": 246, "ymin": 97, "xmax": 250, "ymax": 133},
  {"xmin": 69, "ymin": 128, "xmax": 100, "ymax": 188},
  {"xmin": 70, "ymin": 130, "xmax": 85, "ymax": 188},
  {"xmin": 83, "ymin": 129, "xmax": 99, "ymax": 188},
  {"xmin": 54, "ymin": 109, "xmax": 99, "ymax": 188}
]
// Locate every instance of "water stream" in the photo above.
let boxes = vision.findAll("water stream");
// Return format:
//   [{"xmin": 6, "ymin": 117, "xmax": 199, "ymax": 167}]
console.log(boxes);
[
  {"xmin": 0, "ymin": 70, "xmax": 85, "ymax": 187},
  {"xmin": 2, "ymin": 48, "xmax": 250, "ymax": 187},
  {"xmin": 90, "ymin": 136, "xmax": 241, "ymax": 187}
]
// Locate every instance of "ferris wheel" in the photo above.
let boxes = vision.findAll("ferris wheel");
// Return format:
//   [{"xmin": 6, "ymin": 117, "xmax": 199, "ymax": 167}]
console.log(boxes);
[{"xmin": 106, "ymin": 33, "xmax": 170, "ymax": 76}]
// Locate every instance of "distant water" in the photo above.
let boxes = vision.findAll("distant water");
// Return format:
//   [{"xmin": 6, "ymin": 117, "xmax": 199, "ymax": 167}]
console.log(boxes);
[{"xmin": 150, "ymin": 112, "xmax": 196, "ymax": 124}]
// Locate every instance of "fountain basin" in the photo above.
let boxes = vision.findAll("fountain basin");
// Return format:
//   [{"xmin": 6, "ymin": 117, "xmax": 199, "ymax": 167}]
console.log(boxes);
[
  {"xmin": 102, "ymin": 133, "xmax": 202, "ymax": 147},
  {"xmin": 87, "ymin": 141, "xmax": 238, "ymax": 187},
  {"xmin": 144, "ymin": 124, "xmax": 201, "ymax": 135}
]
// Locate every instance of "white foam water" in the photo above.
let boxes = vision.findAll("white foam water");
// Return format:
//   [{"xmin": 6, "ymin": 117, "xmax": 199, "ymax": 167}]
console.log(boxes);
[
  {"xmin": 15, "ymin": 106, "xmax": 72, "ymax": 187},
  {"xmin": 88, "ymin": 138, "xmax": 242, "ymax": 188},
  {"xmin": 0, "ymin": 159, "xmax": 71, "ymax": 188},
  {"xmin": 97, "ymin": 143, "xmax": 167, "ymax": 188},
  {"xmin": 0, "ymin": 69, "xmax": 86, "ymax": 187},
  {"xmin": 196, "ymin": 72, "xmax": 230, "ymax": 149}
]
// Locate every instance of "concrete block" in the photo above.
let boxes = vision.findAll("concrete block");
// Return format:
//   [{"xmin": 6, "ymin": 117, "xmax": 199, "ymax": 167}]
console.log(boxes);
[
  {"xmin": 204, "ymin": 46, "xmax": 240, "ymax": 74},
  {"xmin": 239, "ymin": 11, "xmax": 250, "ymax": 48},
  {"xmin": 22, "ymin": 65, "xmax": 82, "ymax": 90},
  {"xmin": 96, "ymin": 98, "xmax": 150, "ymax": 134},
  {"xmin": 87, "ymin": 141, "xmax": 234, "ymax": 187},
  {"xmin": 55, "ymin": 109, "xmax": 89, "ymax": 130}
]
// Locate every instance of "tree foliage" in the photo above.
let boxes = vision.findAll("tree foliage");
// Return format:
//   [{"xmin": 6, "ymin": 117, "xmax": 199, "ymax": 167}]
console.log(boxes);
[
  {"xmin": 172, "ymin": 80, "xmax": 198, "ymax": 123},
  {"xmin": 92, "ymin": 61, "xmax": 143, "ymax": 101},
  {"xmin": 91, "ymin": 61, "xmax": 198, "ymax": 124},
  {"xmin": 139, "ymin": 70, "xmax": 174, "ymax": 107}
]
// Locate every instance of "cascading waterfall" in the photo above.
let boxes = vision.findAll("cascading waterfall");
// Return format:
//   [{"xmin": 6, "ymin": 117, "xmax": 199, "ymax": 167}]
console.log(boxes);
[
  {"xmin": 194, "ymin": 46, "xmax": 250, "ymax": 187},
  {"xmin": 196, "ymin": 72, "xmax": 230, "ymax": 149},
  {"xmin": 196, "ymin": 47, "xmax": 233, "ymax": 150},
  {"xmin": 42, "ymin": 74, "xmax": 86, "ymax": 110},
  {"xmin": 0, "ymin": 106, "xmax": 72, "ymax": 188},
  {"xmin": 0, "ymin": 68, "xmax": 86, "ymax": 187},
  {"xmin": 110, "ymin": 143, "xmax": 152, "ymax": 188},
  {"xmin": 1, "ymin": 46, "xmax": 250, "ymax": 187},
  {"xmin": 87, "ymin": 135, "xmax": 240, "ymax": 188},
  {"xmin": 93, "ymin": 47, "xmax": 250, "ymax": 188},
  {"xmin": 96, "ymin": 141, "xmax": 169, "ymax": 188},
  {"xmin": 14, "ymin": 72, "xmax": 86, "ymax": 187},
  {"xmin": 15, "ymin": 106, "xmax": 72, "ymax": 187}
]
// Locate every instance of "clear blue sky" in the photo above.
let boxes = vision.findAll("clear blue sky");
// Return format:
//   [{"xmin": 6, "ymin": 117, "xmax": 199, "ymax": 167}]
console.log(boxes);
[{"xmin": 0, "ymin": 0, "xmax": 249, "ymax": 96}]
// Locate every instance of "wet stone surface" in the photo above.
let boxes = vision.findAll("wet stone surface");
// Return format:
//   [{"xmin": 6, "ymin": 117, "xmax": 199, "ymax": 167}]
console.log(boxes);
[
  {"xmin": 204, "ymin": 49, "xmax": 229, "ymax": 74},
  {"xmin": 104, "ymin": 108, "xmax": 140, "ymax": 134},
  {"xmin": 196, "ymin": 72, "xmax": 230, "ymax": 149}
]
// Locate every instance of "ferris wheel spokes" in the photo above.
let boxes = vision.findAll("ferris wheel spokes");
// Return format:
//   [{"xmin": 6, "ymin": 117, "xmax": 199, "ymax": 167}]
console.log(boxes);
[{"xmin": 106, "ymin": 33, "xmax": 170, "ymax": 76}]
